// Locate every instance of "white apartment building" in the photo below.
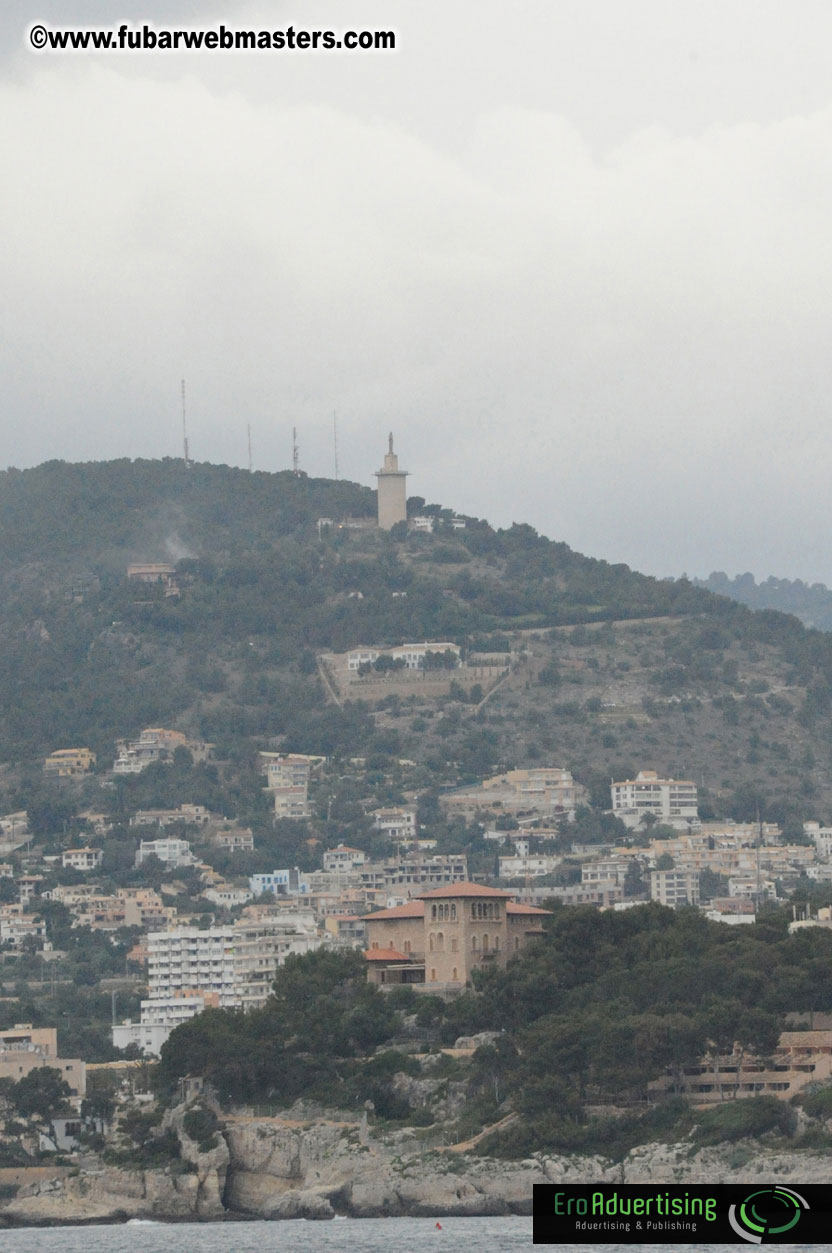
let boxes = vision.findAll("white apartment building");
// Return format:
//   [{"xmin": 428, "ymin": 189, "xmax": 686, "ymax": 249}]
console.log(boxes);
[
  {"xmin": 61, "ymin": 848, "xmax": 103, "ymax": 871},
  {"xmin": 130, "ymin": 805, "xmax": 213, "ymax": 829},
  {"xmin": 346, "ymin": 642, "xmax": 461, "ymax": 672},
  {"xmin": 145, "ymin": 914, "xmax": 322, "ymax": 1013},
  {"xmin": 135, "ymin": 837, "xmax": 196, "ymax": 869},
  {"xmin": 804, "ymin": 822, "xmax": 832, "ymax": 859},
  {"xmin": 611, "ymin": 770, "xmax": 699, "ymax": 830},
  {"xmin": 581, "ymin": 858, "xmax": 629, "ymax": 887},
  {"xmin": 112, "ymin": 992, "xmax": 215, "ymax": 1057},
  {"xmin": 498, "ymin": 853, "xmax": 561, "ymax": 879},
  {"xmin": 0, "ymin": 910, "xmax": 48, "ymax": 950},
  {"xmin": 202, "ymin": 885, "xmax": 254, "ymax": 909},
  {"xmin": 250, "ymin": 868, "xmax": 309, "ymax": 898},
  {"xmin": 649, "ymin": 868, "xmax": 701, "ymax": 907},
  {"xmin": 322, "ymin": 845, "xmax": 367, "ymax": 873},
  {"xmin": 261, "ymin": 754, "xmax": 318, "ymax": 820},
  {"xmin": 372, "ymin": 808, "xmax": 418, "ymax": 842}
]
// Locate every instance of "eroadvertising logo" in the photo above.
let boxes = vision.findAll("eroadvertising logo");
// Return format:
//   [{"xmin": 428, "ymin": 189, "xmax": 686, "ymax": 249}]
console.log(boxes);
[
  {"xmin": 533, "ymin": 1182, "xmax": 832, "ymax": 1244},
  {"xmin": 727, "ymin": 1187, "xmax": 808, "ymax": 1243}
]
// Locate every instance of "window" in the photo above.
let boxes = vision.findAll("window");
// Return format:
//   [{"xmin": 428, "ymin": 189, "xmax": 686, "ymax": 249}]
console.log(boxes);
[
  {"xmin": 450, "ymin": 904, "xmax": 457, "ymax": 921},
  {"xmin": 431, "ymin": 905, "xmax": 437, "ymax": 921},
  {"xmin": 482, "ymin": 934, "xmax": 489, "ymax": 953},
  {"xmin": 471, "ymin": 935, "xmax": 478, "ymax": 951},
  {"xmin": 429, "ymin": 934, "xmax": 434, "ymax": 952},
  {"xmin": 451, "ymin": 937, "xmax": 458, "ymax": 953},
  {"xmin": 452, "ymin": 968, "xmax": 458, "ymax": 981}
]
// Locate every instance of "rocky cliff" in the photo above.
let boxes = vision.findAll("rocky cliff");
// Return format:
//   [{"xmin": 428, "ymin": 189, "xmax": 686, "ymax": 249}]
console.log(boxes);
[{"xmin": 2, "ymin": 1105, "xmax": 830, "ymax": 1226}]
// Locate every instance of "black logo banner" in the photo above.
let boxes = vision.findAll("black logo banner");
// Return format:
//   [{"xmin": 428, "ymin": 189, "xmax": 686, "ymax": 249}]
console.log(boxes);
[{"xmin": 534, "ymin": 1182, "xmax": 832, "ymax": 1244}]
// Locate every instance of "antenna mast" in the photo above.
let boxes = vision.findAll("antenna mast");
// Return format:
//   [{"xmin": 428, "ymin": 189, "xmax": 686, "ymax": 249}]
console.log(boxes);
[
  {"xmin": 333, "ymin": 411, "xmax": 339, "ymax": 480},
  {"xmin": 247, "ymin": 424, "xmax": 253, "ymax": 473},
  {"xmin": 181, "ymin": 379, "xmax": 190, "ymax": 468},
  {"xmin": 292, "ymin": 427, "xmax": 300, "ymax": 476}
]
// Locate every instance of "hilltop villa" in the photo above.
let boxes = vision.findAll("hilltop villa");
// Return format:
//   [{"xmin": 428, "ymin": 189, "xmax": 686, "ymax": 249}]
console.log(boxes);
[{"xmin": 362, "ymin": 882, "xmax": 549, "ymax": 991}]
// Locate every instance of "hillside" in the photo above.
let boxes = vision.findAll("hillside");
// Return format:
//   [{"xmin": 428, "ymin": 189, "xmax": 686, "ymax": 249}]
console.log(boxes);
[
  {"xmin": 2, "ymin": 458, "xmax": 832, "ymax": 826},
  {"xmin": 694, "ymin": 571, "xmax": 832, "ymax": 632}
]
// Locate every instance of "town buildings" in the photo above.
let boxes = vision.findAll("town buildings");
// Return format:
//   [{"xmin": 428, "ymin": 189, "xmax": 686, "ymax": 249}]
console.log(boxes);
[
  {"xmin": 135, "ymin": 837, "xmax": 196, "ymax": 870},
  {"xmin": 649, "ymin": 868, "xmax": 701, "ymax": 907},
  {"xmin": 610, "ymin": 770, "xmax": 699, "ymax": 830},
  {"xmin": 363, "ymin": 882, "xmax": 550, "ymax": 990},
  {"xmin": 648, "ymin": 1031, "xmax": 832, "ymax": 1106},
  {"xmin": 0, "ymin": 1025, "xmax": 85, "ymax": 1100},
  {"xmin": 372, "ymin": 807, "xmax": 418, "ymax": 842},
  {"xmin": 260, "ymin": 752, "xmax": 322, "ymax": 819},
  {"xmin": 441, "ymin": 767, "xmax": 582, "ymax": 821},
  {"xmin": 61, "ymin": 847, "xmax": 102, "ymax": 872},
  {"xmin": 43, "ymin": 748, "xmax": 95, "ymax": 778}
]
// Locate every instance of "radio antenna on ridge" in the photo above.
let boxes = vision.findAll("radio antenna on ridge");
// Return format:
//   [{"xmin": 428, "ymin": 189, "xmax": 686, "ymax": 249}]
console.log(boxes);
[
  {"xmin": 333, "ymin": 411, "xmax": 339, "ymax": 480},
  {"xmin": 181, "ymin": 379, "xmax": 191, "ymax": 468},
  {"xmin": 247, "ymin": 424, "xmax": 253, "ymax": 473},
  {"xmin": 292, "ymin": 427, "xmax": 300, "ymax": 476}
]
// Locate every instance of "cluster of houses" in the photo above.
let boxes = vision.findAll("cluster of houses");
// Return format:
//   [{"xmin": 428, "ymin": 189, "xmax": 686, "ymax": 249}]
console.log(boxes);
[{"xmin": 10, "ymin": 747, "xmax": 832, "ymax": 1102}]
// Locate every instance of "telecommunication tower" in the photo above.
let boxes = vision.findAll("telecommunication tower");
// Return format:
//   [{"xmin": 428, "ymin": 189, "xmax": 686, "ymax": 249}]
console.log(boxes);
[
  {"xmin": 181, "ymin": 379, "xmax": 191, "ymax": 467},
  {"xmin": 292, "ymin": 427, "xmax": 300, "ymax": 476}
]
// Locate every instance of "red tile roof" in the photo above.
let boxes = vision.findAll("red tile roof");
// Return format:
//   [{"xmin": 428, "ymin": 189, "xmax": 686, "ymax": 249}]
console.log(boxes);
[
  {"xmin": 417, "ymin": 882, "xmax": 514, "ymax": 900},
  {"xmin": 364, "ymin": 948, "xmax": 410, "ymax": 961},
  {"xmin": 361, "ymin": 901, "xmax": 425, "ymax": 921},
  {"xmin": 506, "ymin": 902, "xmax": 551, "ymax": 916}
]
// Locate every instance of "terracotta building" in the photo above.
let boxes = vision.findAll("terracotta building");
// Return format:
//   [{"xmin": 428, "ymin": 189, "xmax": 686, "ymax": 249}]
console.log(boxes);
[{"xmin": 362, "ymin": 882, "xmax": 549, "ymax": 990}]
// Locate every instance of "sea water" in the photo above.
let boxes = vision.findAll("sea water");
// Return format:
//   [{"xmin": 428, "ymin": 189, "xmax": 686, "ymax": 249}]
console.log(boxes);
[{"xmin": 0, "ymin": 1220, "xmax": 818, "ymax": 1253}]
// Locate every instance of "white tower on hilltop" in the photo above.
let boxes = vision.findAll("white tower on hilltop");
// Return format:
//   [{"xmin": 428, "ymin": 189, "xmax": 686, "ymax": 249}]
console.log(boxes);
[{"xmin": 375, "ymin": 433, "xmax": 408, "ymax": 530}]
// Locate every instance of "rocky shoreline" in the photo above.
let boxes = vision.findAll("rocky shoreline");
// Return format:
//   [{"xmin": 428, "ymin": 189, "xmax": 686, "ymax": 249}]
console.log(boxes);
[{"xmin": 1, "ymin": 1105, "xmax": 829, "ymax": 1227}]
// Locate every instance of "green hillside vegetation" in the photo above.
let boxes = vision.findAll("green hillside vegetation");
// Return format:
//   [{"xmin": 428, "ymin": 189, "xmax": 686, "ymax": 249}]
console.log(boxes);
[
  {"xmin": 154, "ymin": 906, "xmax": 832, "ymax": 1159},
  {"xmin": 5, "ymin": 458, "xmax": 832, "ymax": 829}
]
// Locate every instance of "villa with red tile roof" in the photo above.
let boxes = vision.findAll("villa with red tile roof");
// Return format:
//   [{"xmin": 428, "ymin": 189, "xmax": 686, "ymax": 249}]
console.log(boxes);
[{"xmin": 362, "ymin": 882, "xmax": 549, "ymax": 991}]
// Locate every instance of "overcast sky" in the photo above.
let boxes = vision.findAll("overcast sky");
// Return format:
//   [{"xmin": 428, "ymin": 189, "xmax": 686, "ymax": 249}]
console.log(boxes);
[{"xmin": 3, "ymin": 2, "xmax": 832, "ymax": 582}]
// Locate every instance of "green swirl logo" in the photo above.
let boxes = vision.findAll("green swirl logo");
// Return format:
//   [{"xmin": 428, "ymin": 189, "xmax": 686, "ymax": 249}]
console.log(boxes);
[{"xmin": 728, "ymin": 1187, "xmax": 808, "ymax": 1243}]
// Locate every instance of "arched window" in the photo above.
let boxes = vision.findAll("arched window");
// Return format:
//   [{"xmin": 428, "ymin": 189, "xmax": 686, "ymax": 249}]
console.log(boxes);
[
  {"xmin": 451, "ymin": 937, "xmax": 458, "ymax": 953},
  {"xmin": 452, "ymin": 968, "xmax": 458, "ymax": 982},
  {"xmin": 403, "ymin": 940, "xmax": 411, "ymax": 953},
  {"xmin": 471, "ymin": 934, "xmax": 478, "ymax": 951},
  {"xmin": 482, "ymin": 934, "xmax": 489, "ymax": 953},
  {"xmin": 437, "ymin": 932, "xmax": 445, "ymax": 952},
  {"xmin": 493, "ymin": 935, "xmax": 500, "ymax": 951},
  {"xmin": 430, "ymin": 968, "xmax": 436, "ymax": 981},
  {"xmin": 514, "ymin": 936, "xmax": 520, "ymax": 951},
  {"xmin": 471, "ymin": 905, "xmax": 477, "ymax": 921},
  {"xmin": 431, "ymin": 905, "xmax": 437, "ymax": 921},
  {"xmin": 450, "ymin": 904, "xmax": 457, "ymax": 921},
  {"xmin": 429, "ymin": 933, "xmax": 435, "ymax": 952}
]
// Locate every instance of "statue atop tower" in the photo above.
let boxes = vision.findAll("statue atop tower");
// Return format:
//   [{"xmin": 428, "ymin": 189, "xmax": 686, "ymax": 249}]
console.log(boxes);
[{"xmin": 375, "ymin": 433, "xmax": 408, "ymax": 530}]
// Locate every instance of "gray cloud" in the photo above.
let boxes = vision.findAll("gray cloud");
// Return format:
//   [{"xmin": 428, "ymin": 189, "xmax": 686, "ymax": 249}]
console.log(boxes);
[{"xmin": 3, "ymin": 2, "xmax": 832, "ymax": 581}]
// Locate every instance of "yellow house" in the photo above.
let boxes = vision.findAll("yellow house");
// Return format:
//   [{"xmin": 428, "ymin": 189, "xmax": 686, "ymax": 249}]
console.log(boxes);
[{"xmin": 43, "ymin": 747, "xmax": 96, "ymax": 777}]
